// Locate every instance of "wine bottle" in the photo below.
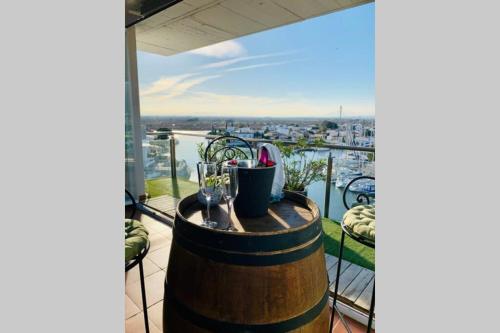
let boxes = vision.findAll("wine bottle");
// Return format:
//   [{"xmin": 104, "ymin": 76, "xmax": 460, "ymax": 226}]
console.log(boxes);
[{"xmin": 257, "ymin": 146, "xmax": 269, "ymax": 167}]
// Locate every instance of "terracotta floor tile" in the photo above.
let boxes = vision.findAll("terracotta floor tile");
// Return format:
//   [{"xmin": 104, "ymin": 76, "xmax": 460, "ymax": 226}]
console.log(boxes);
[
  {"xmin": 329, "ymin": 308, "xmax": 375, "ymax": 333},
  {"xmin": 126, "ymin": 270, "xmax": 166, "ymax": 310},
  {"xmin": 150, "ymin": 221, "xmax": 172, "ymax": 234},
  {"xmin": 148, "ymin": 231, "xmax": 173, "ymax": 252},
  {"xmin": 126, "ymin": 294, "xmax": 141, "ymax": 319},
  {"xmin": 147, "ymin": 246, "xmax": 171, "ymax": 269},
  {"xmin": 125, "ymin": 312, "xmax": 162, "ymax": 333},
  {"xmin": 332, "ymin": 315, "xmax": 375, "ymax": 333},
  {"xmin": 147, "ymin": 300, "xmax": 164, "ymax": 331},
  {"xmin": 145, "ymin": 217, "xmax": 172, "ymax": 233},
  {"xmin": 162, "ymin": 229, "xmax": 173, "ymax": 239},
  {"xmin": 140, "ymin": 216, "xmax": 170, "ymax": 235},
  {"xmin": 126, "ymin": 257, "xmax": 161, "ymax": 287}
]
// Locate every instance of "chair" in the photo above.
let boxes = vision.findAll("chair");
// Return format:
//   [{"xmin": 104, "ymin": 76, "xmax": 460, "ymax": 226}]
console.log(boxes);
[
  {"xmin": 330, "ymin": 176, "xmax": 375, "ymax": 333},
  {"xmin": 203, "ymin": 135, "xmax": 254, "ymax": 167},
  {"xmin": 125, "ymin": 189, "xmax": 150, "ymax": 333},
  {"xmin": 196, "ymin": 135, "xmax": 255, "ymax": 205}
]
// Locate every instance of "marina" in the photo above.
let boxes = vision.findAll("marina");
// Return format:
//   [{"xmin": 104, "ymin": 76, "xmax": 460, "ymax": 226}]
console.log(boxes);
[{"xmin": 143, "ymin": 131, "xmax": 374, "ymax": 222}]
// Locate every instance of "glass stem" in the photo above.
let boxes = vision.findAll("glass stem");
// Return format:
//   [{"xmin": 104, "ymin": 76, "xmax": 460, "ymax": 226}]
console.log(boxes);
[
  {"xmin": 206, "ymin": 196, "xmax": 211, "ymax": 222},
  {"xmin": 228, "ymin": 199, "xmax": 234, "ymax": 229}
]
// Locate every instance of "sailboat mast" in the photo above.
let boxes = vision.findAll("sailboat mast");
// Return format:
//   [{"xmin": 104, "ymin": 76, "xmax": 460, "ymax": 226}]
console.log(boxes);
[{"xmin": 338, "ymin": 105, "xmax": 342, "ymax": 139}]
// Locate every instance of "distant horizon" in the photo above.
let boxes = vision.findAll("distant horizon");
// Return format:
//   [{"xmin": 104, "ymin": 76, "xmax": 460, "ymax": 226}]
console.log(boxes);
[
  {"xmin": 141, "ymin": 115, "xmax": 375, "ymax": 120},
  {"xmin": 137, "ymin": 3, "xmax": 374, "ymax": 118}
]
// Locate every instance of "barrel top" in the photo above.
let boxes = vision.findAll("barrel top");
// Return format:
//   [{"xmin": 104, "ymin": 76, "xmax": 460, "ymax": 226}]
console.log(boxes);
[{"xmin": 177, "ymin": 191, "xmax": 320, "ymax": 235}]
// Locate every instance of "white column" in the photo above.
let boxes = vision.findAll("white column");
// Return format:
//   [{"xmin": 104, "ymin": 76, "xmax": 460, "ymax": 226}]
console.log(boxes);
[{"xmin": 125, "ymin": 26, "xmax": 145, "ymax": 198}]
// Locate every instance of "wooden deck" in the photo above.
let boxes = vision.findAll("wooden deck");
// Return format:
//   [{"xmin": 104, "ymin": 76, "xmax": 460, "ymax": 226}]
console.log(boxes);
[
  {"xmin": 139, "ymin": 194, "xmax": 374, "ymax": 315},
  {"xmin": 325, "ymin": 253, "xmax": 375, "ymax": 315}
]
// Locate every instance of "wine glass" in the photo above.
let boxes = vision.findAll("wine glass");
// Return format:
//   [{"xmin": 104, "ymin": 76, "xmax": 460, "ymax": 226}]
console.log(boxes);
[
  {"xmin": 198, "ymin": 162, "xmax": 218, "ymax": 228},
  {"xmin": 220, "ymin": 165, "xmax": 239, "ymax": 231}
]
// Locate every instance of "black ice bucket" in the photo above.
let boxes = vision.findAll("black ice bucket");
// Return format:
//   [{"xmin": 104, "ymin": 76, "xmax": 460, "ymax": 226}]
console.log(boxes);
[
  {"xmin": 202, "ymin": 136, "xmax": 275, "ymax": 218},
  {"xmin": 234, "ymin": 161, "xmax": 275, "ymax": 218}
]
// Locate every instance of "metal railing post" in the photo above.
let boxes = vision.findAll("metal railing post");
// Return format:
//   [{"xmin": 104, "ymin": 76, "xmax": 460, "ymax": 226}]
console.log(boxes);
[
  {"xmin": 170, "ymin": 133, "xmax": 177, "ymax": 179},
  {"xmin": 324, "ymin": 152, "xmax": 333, "ymax": 218}
]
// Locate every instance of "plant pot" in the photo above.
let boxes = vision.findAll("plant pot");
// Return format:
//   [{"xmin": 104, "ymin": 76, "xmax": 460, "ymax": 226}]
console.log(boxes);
[
  {"xmin": 234, "ymin": 165, "xmax": 275, "ymax": 218},
  {"xmin": 288, "ymin": 189, "xmax": 308, "ymax": 197}
]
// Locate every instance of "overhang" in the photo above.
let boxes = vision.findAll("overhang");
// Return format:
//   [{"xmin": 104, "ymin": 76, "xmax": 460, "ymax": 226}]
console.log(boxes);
[{"xmin": 133, "ymin": 0, "xmax": 373, "ymax": 56}]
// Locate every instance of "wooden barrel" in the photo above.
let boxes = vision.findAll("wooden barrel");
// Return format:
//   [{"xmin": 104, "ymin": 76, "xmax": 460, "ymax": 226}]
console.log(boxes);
[{"xmin": 163, "ymin": 191, "xmax": 329, "ymax": 333}]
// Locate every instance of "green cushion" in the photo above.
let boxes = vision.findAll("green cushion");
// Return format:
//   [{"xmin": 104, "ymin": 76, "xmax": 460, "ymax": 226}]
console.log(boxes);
[
  {"xmin": 125, "ymin": 219, "xmax": 149, "ymax": 262},
  {"xmin": 342, "ymin": 205, "xmax": 375, "ymax": 242}
]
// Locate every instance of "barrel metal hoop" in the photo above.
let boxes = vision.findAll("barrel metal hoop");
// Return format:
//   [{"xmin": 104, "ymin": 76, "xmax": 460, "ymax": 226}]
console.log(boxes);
[
  {"xmin": 164, "ymin": 283, "xmax": 329, "ymax": 333},
  {"xmin": 175, "ymin": 191, "xmax": 322, "ymax": 253},
  {"xmin": 174, "ymin": 216, "xmax": 323, "ymax": 253},
  {"xmin": 173, "ymin": 228, "xmax": 324, "ymax": 266}
]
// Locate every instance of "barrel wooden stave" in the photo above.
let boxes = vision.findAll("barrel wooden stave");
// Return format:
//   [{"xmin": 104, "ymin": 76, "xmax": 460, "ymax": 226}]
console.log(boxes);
[
  {"xmin": 164, "ymin": 192, "xmax": 329, "ymax": 332},
  {"xmin": 166, "ymin": 239, "xmax": 328, "ymax": 324}
]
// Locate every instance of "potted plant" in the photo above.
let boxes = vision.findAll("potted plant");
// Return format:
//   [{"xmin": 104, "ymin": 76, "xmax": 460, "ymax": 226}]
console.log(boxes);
[{"xmin": 275, "ymin": 138, "xmax": 328, "ymax": 196}]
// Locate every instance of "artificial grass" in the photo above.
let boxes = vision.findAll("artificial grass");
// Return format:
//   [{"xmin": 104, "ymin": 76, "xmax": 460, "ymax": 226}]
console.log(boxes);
[
  {"xmin": 322, "ymin": 218, "xmax": 375, "ymax": 271},
  {"xmin": 145, "ymin": 177, "xmax": 199, "ymax": 199}
]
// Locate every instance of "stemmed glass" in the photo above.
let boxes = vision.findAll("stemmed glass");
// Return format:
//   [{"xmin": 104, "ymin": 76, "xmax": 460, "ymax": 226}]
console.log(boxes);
[
  {"xmin": 220, "ymin": 165, "xmax": 239, "ymax": 231},
  {"xmin": 198, "ymin": 162, "xmax": 218, "ymax": 228}
]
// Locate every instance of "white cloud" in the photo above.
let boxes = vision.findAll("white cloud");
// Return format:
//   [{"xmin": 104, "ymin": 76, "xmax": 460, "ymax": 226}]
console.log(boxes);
[
  {"xmin": 225, "ymin": 60, "xmax": 301, "ymax": 72},
  {"xmin": 140, "ymin": 90, "xmax": 374, "ymax": 117},
  {"xmin": 138, "ymin": 48, "xmax": 373, "ymax": 117},
  {"xmin": 194, "ymin": 92, "xmax": 279, "ymax": 105},
  {"xmin": 140, "ymin": 74, "xmax": 222, "ymax": 104},
  {"xmin": 139, "ymin": 73, "xmax": 195, "ymax": 97},
  {"xmin": 189, "ymin": 40, "xmax": 246, "ymax": 59},
  {"xmin": 160, "ymin": 75, "xmax": 221, "ymax": 100},
  {"xmin": 201, "ymin": 50, "xmax": 299, "ymax": 69}
]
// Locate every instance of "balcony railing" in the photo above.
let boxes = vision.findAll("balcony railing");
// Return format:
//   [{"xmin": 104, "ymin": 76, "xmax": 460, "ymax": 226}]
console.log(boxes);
[{"xmin": 143, "ymin": 130, "xmax": 375, "ymax": 220}]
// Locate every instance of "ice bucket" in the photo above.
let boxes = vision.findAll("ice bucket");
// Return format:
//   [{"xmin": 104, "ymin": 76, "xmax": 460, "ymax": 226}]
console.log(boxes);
[{"xmin": 233, "ymin": 160, "xmax": 275, "ymax": 218}]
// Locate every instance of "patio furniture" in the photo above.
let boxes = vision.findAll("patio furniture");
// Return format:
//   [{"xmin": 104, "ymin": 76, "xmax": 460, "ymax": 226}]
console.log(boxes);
[
  {"xmin": 331, "ymin": 176, "xmax": 375, "ymax": 333},
  {"xmin": 125, "ymin": 189, "xmax": 151, "ymax": 333},
  {"xmin": 196, "ymin": 135, "xmax": 255, "ymax": 208},
  {"xmin": 202, "ymin": 135, "xmax": 279, "ymax": 218},
  {"xmin": 203, "ymin": 135, "xmax": 254, "ymax": 166},
  {"xmin": 163, "ymin": 191, "xmax": 329, "ymax": 332}
]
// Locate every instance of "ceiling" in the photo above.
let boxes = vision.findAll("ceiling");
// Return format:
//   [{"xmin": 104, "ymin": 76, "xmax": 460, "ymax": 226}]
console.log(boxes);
[{"xmin": 134, "ymin": 0, "xmax": 373, "ymax": 56}]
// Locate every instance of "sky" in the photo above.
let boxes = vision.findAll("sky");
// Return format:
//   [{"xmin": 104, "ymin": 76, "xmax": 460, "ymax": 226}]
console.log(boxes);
[{"xmin": 137, "ymin": 3, "xmax": 374, "ymax": 118}]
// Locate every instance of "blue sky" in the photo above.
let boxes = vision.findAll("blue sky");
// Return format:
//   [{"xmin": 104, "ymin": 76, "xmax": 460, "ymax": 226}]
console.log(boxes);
[{"xmin": 137, "ymin": 3, "xmax": 374, "ymax": 117}]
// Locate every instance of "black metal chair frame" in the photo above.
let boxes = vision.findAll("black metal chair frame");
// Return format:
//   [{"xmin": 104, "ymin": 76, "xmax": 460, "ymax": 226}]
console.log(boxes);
[
  {"xmin": 197, "ymin": 135, "xmax": 255, "ymax": 185},
  {"xmin": 329, "ymin": 176, "xmax": 375, "ymax": 333},
  {"xmin": 125, "ymin": 189, "xmax": 150, "ymax": 333},
  {"xmin": 203, "ymin": 135, "xmax": 254, "ymax": 164}
]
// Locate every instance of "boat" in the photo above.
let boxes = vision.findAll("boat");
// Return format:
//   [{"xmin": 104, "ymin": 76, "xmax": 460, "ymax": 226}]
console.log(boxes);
[
  {"xmin": 226, "ymin": 139, "xmax": 249, "ymax": 148},
  {"xmin": 335, "ymin": 169, "xmax": 362, "ymax": 188},
  {"xmin": 349, "ymin": 180, "xmax": 375, "ymax": 196}
]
